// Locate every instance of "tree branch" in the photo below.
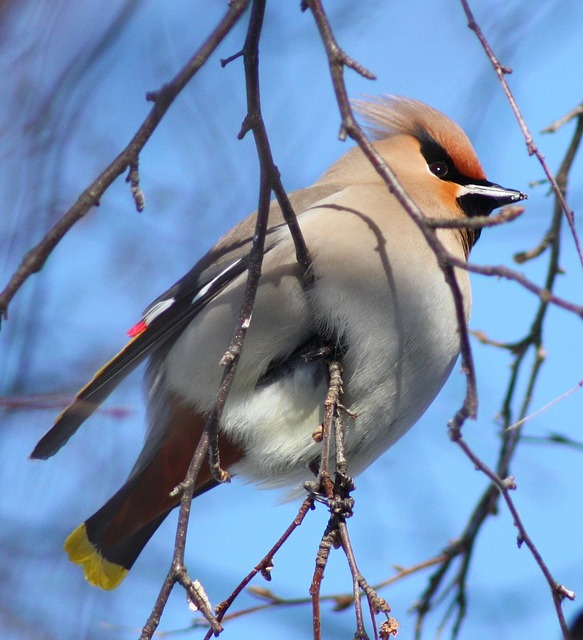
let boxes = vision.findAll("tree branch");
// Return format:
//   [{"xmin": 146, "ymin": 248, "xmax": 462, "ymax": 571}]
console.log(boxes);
[
  {"xmin": 412, "ymin": 7, "xmax": 583, "ymax": 637},
  {"xmin": 0, "ymin": 0, "xmax": 251, "ymax": 323},
  {"xmin": 460, "ymin": 0, "xmax": 583, "ymax": 269}
]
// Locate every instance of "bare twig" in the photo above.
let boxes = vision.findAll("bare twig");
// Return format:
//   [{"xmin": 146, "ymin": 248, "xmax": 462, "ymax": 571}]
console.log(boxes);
[
  {"xmin": 206, "ymin": 496, "xmax": 316, "ymax": 639},
  {"xmin": 310, "ymin": 528, "xmax": 336, "ymax": 640},
  {"xmin": 313, "ymin": 360, "xmax": 346, "ymax": 498},
  {"xmin": 516, "ymin": 106, "xmax": 583, "ymax": 265},
  {"xmin": 306, "ymin": 0, "xmax": 479, "ymax": 438},
  {"xmin": 450, "ymin": 253, "xmax": 583, "ymax": 319},
  {"xmin": 211, "ymin": 0, "xmax": 315, "ymax": 475},
  {"xmin": 140, "ymin": 429, "xmax": 221, "ymax": 639},
  {"xmin": 460, "ymin": 0, "xmax": 583, "ymax": 269},
  {"xmin": 413, "ymin": 10, "xmax": 583, "ymax": 636},
  {"xmin": 149, "ymin": 0, "xmax": 317, "ymax": 635},
  {"xmin": 505, "ymin": 379, "xmax": 583, "ymax": 432},
  {"xmin": 542, "ymin": 103, "xmax": 583, "ymax": 134},
  {"xmin": 304, "ymin": 2, "xmax": 583, "ymax": 638},
  {"xmin": 11, "ymin": 2, "xmax": 581, "ymax": 638},
  {"xmin": 142, "ymin": 2, "xmax": 316, "ymax": 637},
  {"xmin": 205, "ymin": 353, "xmax": 356, "ymax": 638},
  {"xmin": 424, "ymin": 205, "xmax": 524, "ymax": 230},
  {"xmin": 514, "ymin": 230, "xmax": 555, "ymax": 264},
  {"xmin": 225, "ymin": 5, "xmax": 314, "ymax": 284},
  {"xmin": 188, "ymin": 553, "xmax": 445, "ymax": 629}
]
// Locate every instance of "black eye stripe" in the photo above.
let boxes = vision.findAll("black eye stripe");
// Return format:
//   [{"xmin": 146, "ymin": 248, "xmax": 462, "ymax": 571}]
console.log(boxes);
[{"xmin": 417, "ymin": 131, "xmax": 479, "ymax": 187}]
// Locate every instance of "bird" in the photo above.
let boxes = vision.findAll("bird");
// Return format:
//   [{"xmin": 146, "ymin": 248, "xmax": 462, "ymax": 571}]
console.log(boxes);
[{"xmin": 30, "ymin": 96, "xmax": 526, "ymax": 590}]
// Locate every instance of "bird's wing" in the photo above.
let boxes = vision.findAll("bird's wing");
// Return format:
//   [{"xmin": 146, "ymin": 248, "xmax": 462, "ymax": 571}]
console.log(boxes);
[{"xmin": 30, "ymin": 183, "xmax": 344, "ymax": 460}]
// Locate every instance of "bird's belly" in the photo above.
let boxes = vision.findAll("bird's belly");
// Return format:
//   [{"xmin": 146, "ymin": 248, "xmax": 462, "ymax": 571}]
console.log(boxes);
[
  {"xmin": 224, "ymin": 282, "xmax": 463, "ymax": 491},
  {"xmin": 222, "ymin": 358, "xmax": 329, "ymax": 488}
]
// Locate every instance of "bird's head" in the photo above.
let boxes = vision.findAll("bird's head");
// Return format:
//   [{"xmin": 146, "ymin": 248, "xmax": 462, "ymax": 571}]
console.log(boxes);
[{"xmin": 355, "ymin": 96, "xmax": 527, "ymax": 249}]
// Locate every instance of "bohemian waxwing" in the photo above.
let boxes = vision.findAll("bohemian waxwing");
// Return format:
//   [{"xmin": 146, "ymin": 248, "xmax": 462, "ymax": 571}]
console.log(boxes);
[{"xmin": 31, "ymin": 96, "xmax": 526, "ymax": 589}]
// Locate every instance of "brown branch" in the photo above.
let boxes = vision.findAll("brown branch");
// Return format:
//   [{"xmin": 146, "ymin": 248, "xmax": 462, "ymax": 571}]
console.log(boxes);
[
  {"xmin": 307, "ymin": 0, "xmax": 479, "ymax": 436},
  {"xmin": 186, "ymin": 553, "xmax": 446, "ymax": 631},
  {"xmin": 308, "ymin": 358, "xmax": 356, "ymax": 637},
  {"xmin": 0, "ymin": 0, "xmax": 251, "ymax": 322},
  {"xmin": 338, "ymin": 520, "xmax": 394, "ymax": 639},
  {"xmin": 211, "ymin": 0, "xmax": 315, "ymax": 475},
  {"xmin": 142, "ymin": 3, "xmax": 316, "ymax": 637},
  {"xmin": 312, "ymin": 360, "xmax": 345, "ymax": 498},
  {"xmin": 225, "ymin": 5, "xmax": 314, "ymax": 285},
  {"xmin": 449, "ymin": 254, "xmax": 583, "ymax": 319},
  {"xmin": 515, "ymin": 105, "xmax": 583, "ymax": 265},
  {"xmin": 424, "ymin": 205, "xmax": 524, "ymax": 230},
  {"xmin": 310, "ymin": 528, "xmax": 336, "ymax": 640},
  {"xmin": 14, "ymin": 3, "xmax": 581, "ymax": 638},
  {"xmin": 140, "ymin": 429, "xmax": 220, "ymax": 639},
  {"xmin": 338, "ymin": 521, "xmax": 370, "ymax": 640},
  {"xmin": 311, "ymin": 356, "xmax": 396, "ymax": 639},
  {"xmin": 455, "ymin": 433, "xmax": 575, "ymax": 601},
  {"xmin": 542, "ymin": 103, "xmax": 583, "ymax": 134},
  {"xmin": 304, "ymin": 3, "xmax": 583, "ymax": 638},
  {"xmin": 460, "ymin": 0, "xmax": 583, "ymax": 270},
  {"xmin": 149, "ymin": 0, "xmax": 317, "ymax": 635},
  {"xmin": 207, "ymin": 354, "xmax": 355, "ymax": 638},
  {"xmin": 413, "ymin": 11, "xmax": 583, "ymax": 637},
  {"xmin": 206, "ymin": 496, "xmax": 316, "ymax": 639}
]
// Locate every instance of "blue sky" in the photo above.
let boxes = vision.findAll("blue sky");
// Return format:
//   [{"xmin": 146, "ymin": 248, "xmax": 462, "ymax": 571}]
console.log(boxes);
[{"xmin": 1, "ymin": 1, "xmax": 583, "ymax": 639}]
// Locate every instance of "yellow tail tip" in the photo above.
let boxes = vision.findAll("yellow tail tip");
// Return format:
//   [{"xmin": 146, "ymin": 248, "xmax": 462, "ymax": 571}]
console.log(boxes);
[{"xmin": 64, "ymin": 523, "xmax": 128, "ymax": 590}]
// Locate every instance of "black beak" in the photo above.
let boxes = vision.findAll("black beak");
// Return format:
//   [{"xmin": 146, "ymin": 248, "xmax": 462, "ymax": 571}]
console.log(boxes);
[{"xmin": 458, "ymin": 181, "xmax": 527, "ymax": 218}]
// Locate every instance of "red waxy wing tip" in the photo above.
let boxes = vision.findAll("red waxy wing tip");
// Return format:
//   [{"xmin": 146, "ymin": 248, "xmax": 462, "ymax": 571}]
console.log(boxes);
[{"xmin": 127, "ymin": 320, "xmax": 148, "ymax": 338}]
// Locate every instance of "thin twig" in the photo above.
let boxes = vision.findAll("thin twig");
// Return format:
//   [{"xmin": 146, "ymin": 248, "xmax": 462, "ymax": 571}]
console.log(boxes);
[
  {"xmin": 143, "ymin": 2, "xmax": 321, "ymax": 636},
  {"xmin": 516, "ymin": 107, "xmax": 583, "ymax": 265},
  {"xmin": 455, "ymin": 432, "xmax": 576, "ymax": 605},
  {"xmin": 306, "ymin": 0, "xmax": 478, "ymax": 435},
  {"xmin": 190, "ymin": 1, "xmax": 320, "ymax": 635},
  {"xmin": 449, "ymin": 253, "xmax": 583, "ymax": 319},
  {"xmin": 147, "ymin": 0, "xmax": 292, "ymax": 631},
  {"xmin": 542, "ymin": 103, "xmax": 583, "ymax": 134},
  {"xmin": 310, "ymin": 528, "xmax": 336, "ymax": 640},
  {"xmin": 206, "ymin": 496, "xmax": 316, "ymax": 639},
  {"xmin": 210, "ymin": 0, "xmax": 316, "ymax": 475},
  {"xmin": 226, "ymin": 2, "xmax": 314, "ymax": 285},
  {"xmin": 413, "ymin": 12, "xmax": 583, "ymax": 636},
  {"xmin": 175, "ymin": 551, "xmax": 453, "ymax": 634},
  {"xmin": 505, "ymin": 379, "xmax": 583, "ymax": 432},
  {"xmin": 141, "ymin": 430, "xmax": 221, "ymax": 639},
  {"xmin": 306, "ymin": 3, "xmax": 583, "ymax": 639},
  {"xmin": 424, "ymin": 205, "xmax": 524, "ymax": 230},
  {"xmin": 460, "ymin": 0, "xmax": 583, "ymax": 269}
]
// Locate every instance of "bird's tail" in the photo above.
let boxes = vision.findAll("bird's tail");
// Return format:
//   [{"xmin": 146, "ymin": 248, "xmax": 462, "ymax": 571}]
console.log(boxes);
[
  {"xmin": 64, "ymin": 506, "xmax": 169, "ymax": 590},
  {"xmin": 64, "ymin": 411, "xmax": 219, "ymax": 588}
]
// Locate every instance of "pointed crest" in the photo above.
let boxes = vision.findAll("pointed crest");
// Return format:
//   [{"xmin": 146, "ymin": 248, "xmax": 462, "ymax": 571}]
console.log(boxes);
[{"xmin": 354, "ymin": 95, "xmax": 486, "ymax": 180}]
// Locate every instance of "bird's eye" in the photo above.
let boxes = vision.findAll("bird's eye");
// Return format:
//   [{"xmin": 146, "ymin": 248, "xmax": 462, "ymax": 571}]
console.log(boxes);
[{"xmin": 429, "ymin": 161, "xmax": 449, "ymax": 178}]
